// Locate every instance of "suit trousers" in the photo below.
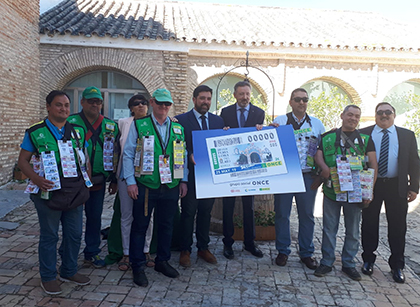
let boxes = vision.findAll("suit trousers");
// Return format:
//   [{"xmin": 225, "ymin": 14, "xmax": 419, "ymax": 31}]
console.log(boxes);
[
  {"xmin": 223, "ymin": 195, "xmax": 255, "ymax": 248},
  {"xmin": 361, "ymin": 177, "xmax": 408, "ymax": 269},
  {"xmin": 180, "ymin": 183, "xmax": 215, "ymax": 252}
]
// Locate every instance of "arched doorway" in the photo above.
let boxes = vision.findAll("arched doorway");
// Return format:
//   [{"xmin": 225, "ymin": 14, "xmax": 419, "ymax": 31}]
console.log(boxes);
[{"xmin": 63, "ymin": 71, "xmax": 149, "ymax": 121}]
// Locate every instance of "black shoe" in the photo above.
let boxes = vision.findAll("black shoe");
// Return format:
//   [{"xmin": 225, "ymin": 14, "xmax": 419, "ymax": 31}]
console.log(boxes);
[
  {"xmin": 133, "ymin": 270, "xmax": 148, "ymax": 287},
  {"xmin": 391, "ymin": 269, "xmax": 405, "ymax": 283},
  {"xmin": 275, "ymin": 253, "xmax": 288, "ymax": 266},
  {"xmin": 154, "ymin": 261, "xmax": 179, "ymax": 278},
  {"xmin": 342, "ymin": 267, "xmax": 362, "ymax": 281},
  {"xmin": 314, "ymin": 264, "xmax": 332, "ymax": 277},
  {"xmin": 244, "ymin": 245, "xmax": 263, "ymax": 258},
  {"xmin": 361, "ymin": 262, "xmax": 374, "ymax": 276},
  {"xmin": 300, "ymin": 257, "xmax": 318, "ymax": 270},
  {"xmin": 223, "ymin": 246, "xmax": 234, "ymax": 260}
]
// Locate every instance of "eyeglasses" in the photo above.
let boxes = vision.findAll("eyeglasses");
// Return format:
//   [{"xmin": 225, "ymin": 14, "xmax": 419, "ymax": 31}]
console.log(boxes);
[
  {"xmin": 132, "ymin": 100, "xmax": 148, "ymax": 106},
  {"xmin": 376, "ymin": 110, "xmax": 394, "ymax": 116},
  {"xmin": 86, "ymin": 99, "xmax": 103, "ymax": 105},
  {"xmin": 292, "ymin": 97, "xmax": 309, "ymax": 103},
  {"xmin": 154, "ymin": 101, "xmax": 172, "ymax": 107}
]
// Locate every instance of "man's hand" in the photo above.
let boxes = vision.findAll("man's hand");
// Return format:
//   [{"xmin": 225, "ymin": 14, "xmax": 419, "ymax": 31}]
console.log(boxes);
[
  {"xmin": 33, "ymin": 176, "xmax": 54, "ymax": 192},
  {"xmin": 256, "ymin": 124, "xmax": 263, "ymax": 130},
  {"xmin": 310, "ymin": 176, "xmax": 323, "ymax": 190},
  {"xmin": 320, "ymin": 167, "xmax": 330, "ymax": 180},
  {"xmin": 108, "ymin": 182, "xmax": 118, "ymax": 195},
  {"xmin": 269, "ymin": 122, "xmax": 279, "ymax": 128},
  {"xmin": 407, "ymin": 191, "xmax": 417, "ymax": 202},
  {"xmin": 190, "ymin": 153, "xmax": 196, "ymax": 165},
  {"xmin": 127, "ymin": 184, "xmax": 138, "ymax": 200},
  {"xmin": 223, "ymin": 126, "xmax": 230, "ymax": 131},
  {"xmin": 179, "ymin": 182, "xmax": 188, "ymax": 198},
  {"xmin": 170, "ymin": 117, "xmax": 178, "ymax": 123}
]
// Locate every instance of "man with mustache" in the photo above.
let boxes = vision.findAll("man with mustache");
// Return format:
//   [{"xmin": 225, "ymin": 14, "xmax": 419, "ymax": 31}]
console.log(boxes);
[
  {"xmin": 360, "ymin": 102, "xmax": 420, "ymax": 283},
  {"xmin": 314, "ymin": 105, "xmax": 377, "ymax": 281},
  {"xmin": 176, "ymin": 85, "xmax": 225, "ymax": 267}
]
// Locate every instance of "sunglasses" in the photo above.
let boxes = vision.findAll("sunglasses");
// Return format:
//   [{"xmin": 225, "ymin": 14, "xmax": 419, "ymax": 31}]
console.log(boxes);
[
  {"xmin": 292, "ymin": 97, "xmax": 309, "ymax": 103},
  {"xmin": 376, "ymin": 110, "xmax": 394, "ymax": 116},
  {"xmin": 132, "ymin": 100, "xmax": 148, "ymax": 106},
  {"xmin": 86, "ymin": 99, "xmax": 103, "ymax": 105},
  {"xmin": 155, "ymin": 101, "xmax": 172, "ymax": 107}
]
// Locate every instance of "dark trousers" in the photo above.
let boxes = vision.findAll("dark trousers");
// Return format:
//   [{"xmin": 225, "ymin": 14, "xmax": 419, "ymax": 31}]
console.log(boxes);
[
  {"xmin": 180, "ymin": 183, "xmax": 215, "ymax": 252},
  {"xmin": 130, "ymin": 183, "xmax": 179, "ymax": 272},
  {"xmin": 223, "ymin": 195, "xmax": 255, "ymax": 248},
  {"xmin": 361, "ymin": 178, "xmax": 408, "ymax": 270}
]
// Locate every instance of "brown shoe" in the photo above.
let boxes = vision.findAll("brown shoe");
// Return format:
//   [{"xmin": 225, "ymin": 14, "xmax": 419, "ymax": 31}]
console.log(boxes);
[
  {"xmin": 275, "ymin": 253, "xmax": 288, "ymax": 266},
  {"xmin": 59, "ymin": 272, "xmax": 91, "ymax": 285},
  {"xmin": 197, "ymin": 249, "xmax": 217, "ymax": 264},
  {"xmin": 179, "ymin": 250, "xmax": 191, "ymax": 267},
  {"xmin": 40, "ymin": 280, "xmax": 62, "ymax": 295},
  {"xmin": 300, "ymin": 257, "xmax": 318, "ymax": 270}
]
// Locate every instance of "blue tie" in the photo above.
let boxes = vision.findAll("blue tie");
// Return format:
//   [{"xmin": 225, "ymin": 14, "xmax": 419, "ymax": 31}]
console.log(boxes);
[
  {"xmin": 378, "ymin": 129, "xmax": 389, "ymax": 177},
  {"xmin": 239, "ymin": 108, "xmax": 246, "ymax": 128},
  {"xmin": 200, "ymin": 115, "xmax": 208, "ymax": 130}
]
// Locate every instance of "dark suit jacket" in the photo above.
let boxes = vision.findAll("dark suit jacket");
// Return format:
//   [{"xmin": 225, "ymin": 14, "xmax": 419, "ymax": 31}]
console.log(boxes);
[
  {"xmin": 360, "ymin": 125, "xmax": 420, "ymax": 198},
  {"xmin": 175, "ymin": 109, "xmax": 225, "ymax": 186},
  {"xmin": 220, "ymin": 103, "xmax": 265, "ymax": 128}
]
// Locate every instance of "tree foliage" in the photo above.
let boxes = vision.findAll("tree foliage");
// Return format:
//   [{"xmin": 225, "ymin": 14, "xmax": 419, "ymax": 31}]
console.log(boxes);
[
  {"xmin": 307, "ymin": 87, "xmax": 353, "ymax": 130},
  {"xmin": 218, "ymin": 89, "xmax": 272, "ymax": 124},
  {"xmin": 402, "ymin": 93, "xmax": 420, "ymax": 137}
]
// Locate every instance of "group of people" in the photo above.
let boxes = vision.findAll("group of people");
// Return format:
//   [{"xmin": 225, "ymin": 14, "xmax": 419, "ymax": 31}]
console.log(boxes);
[{"xmin": 18, "ymin": 81, "xmax": 419, "ymax": 295}]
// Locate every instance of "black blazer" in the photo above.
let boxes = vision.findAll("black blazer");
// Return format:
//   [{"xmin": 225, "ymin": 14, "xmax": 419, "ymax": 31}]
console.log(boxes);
[
  {"xmin": 360, "ymin": 125, "xmax": 420, "ymax": 198},
  {"xmin": 175, "ymin": 109, "xmax": 225, "ymax": 184},
  {"xmin": 220, "ymin": 103, "xmax": 265, "ymax": 128}
]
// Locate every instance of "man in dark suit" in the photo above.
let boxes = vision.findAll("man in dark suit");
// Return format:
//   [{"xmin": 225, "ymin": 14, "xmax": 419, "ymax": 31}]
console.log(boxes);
[
  {"xmin": 220, "ymin": 81, "xmax": 265, "ymax": 259},
  {"xmin": 360, "ymin": 102, "xmax": 420, "ymax": 283},
  {"xmin": 176, "ymin": 85, "xmax": 225, "ymax": 267}
]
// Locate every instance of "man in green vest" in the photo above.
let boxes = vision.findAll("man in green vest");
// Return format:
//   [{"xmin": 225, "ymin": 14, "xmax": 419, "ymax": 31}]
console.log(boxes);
[
  {"xmin": 314, "ymin": 105, "xmax": 377, "ymax": 281},
  {"xmin": 68, "ymin": 86, "xmax": 119, "ymax": 268},
  {"xmin": 123, "ymin": 88, "xmax": 188, "ymax": 287}
]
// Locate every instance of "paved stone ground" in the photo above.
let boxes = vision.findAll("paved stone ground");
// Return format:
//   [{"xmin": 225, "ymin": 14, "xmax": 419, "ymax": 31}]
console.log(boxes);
[{"xmin": 0, "ymin": 182, "xmax": 420, "ymax": 306}]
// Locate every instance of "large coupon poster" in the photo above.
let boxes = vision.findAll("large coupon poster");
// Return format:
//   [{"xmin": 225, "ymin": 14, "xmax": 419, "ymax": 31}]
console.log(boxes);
[{"xmin": 192, "ymin": 125, "xmax": 305, "ymax": 199}]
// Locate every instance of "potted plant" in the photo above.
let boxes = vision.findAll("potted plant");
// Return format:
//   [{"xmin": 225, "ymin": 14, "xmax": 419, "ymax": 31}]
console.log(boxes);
[
  {"xmin": 232, "ymin": 208, "xmax": 275, "ymax": 241},
  {"xmin": 13, "ymin": 163, "xmax": 28, "ymax": 181}
]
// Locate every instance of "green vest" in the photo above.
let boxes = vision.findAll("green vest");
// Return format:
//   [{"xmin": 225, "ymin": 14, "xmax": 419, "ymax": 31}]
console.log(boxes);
[
  {"xmin": 135, "ymin": 116, "xmax": 185, "ymax": 189},
  {"xmin": 321, "ymin": 129, "xmax": 370, "ymax": 201},
  {"xmin": 68, "ymin": 113, "xmax": 119, "ymax": 177},
  {"xmin": 27, "ymin": 120, "xmax": 86, "ymax": 176}
]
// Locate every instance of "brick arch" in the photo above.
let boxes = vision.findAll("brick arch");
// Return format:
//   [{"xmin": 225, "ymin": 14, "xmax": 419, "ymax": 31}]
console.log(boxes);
[
  {"xmin": 40, "ymin": 47, "xmax": 165, "ymax": 100},
  {"xmin": 304, "ymin": 76, "xmax": 362, "ymax": 105}
]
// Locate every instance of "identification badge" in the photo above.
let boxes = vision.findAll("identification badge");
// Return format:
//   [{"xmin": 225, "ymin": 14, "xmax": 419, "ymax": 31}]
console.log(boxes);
[
  {"xmin": 173, "ymin": 127, "xmax": 182, "ymax": 135},
  {"xmin": 347, "ymin": 155, "xmax": 363, "ymax": 171},
  {"xmin": 134, "ymin": 138, "xmax": 142, "ymax": 177},
  {"xmin": 141, "ymin": 135, "xmax": 154, "ymax": 175},
  {"xmin": 103, "ymin": 135, "xmax": 114, "ymax": 171},
  {"xmin": 159, "ymin": 155, "xmax": 172, "ymax": 184},
  {"xmin": 105, "ymin": 123, "xmax": 115, "ymax": 131},
  {"xmin": 173, "ymin": 140, "xmax": 185, "ymax": 179},
  {"xmin": 58, "ymin": 140, "xmax": 78, "ymax": 178},
  {"xmin": 336, "ymin": 155, "xmax": 353, "ymax": 192},
  {"xmin": 41, "ymin": 151, "xmax": 61, "ymax": 191}
]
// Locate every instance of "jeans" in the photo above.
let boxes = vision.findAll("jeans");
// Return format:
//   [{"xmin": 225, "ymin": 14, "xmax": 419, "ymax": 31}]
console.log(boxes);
[
  {"xmin": 274, "ymin": 173, "xmax": 317, "ymax": 258},
  {"xmin": 32, "ymin": 195, "xmax": 83, "ymax": 282},
  {"xmin": 180, "ymin": 183, "xmax": 215, "ymax": 252},
  {"xmin": 83, "ymin": 184, "xmax": 105, "ymax": 258},
  {"xmin": 130, "ymin": 183, "xmax": 179, "ymax": 272},
  {"xmin": 320, "ymin": 196, "xmax": 361, "ymax": 268}
]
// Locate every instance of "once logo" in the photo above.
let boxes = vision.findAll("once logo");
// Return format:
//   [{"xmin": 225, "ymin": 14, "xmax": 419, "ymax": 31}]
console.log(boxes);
[{"xmin": 252, "ymin": 180, "xmax": 269, "ymax": 186}]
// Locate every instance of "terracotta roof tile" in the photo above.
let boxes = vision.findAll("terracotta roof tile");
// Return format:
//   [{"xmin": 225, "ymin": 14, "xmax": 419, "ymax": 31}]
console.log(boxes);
[{"xmin": 39, "ymin": 0, "xmax": 419, "ymax": 50}]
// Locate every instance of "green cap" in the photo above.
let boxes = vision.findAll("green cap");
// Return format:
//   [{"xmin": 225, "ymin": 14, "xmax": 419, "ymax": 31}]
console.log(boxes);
[
  {"xmin": 82, "ymin": 86, "xmax": 103, "ymax": 100},
  {"xmin": 152, "ymin": 88, "xmax": 173, "ymax": 104}
]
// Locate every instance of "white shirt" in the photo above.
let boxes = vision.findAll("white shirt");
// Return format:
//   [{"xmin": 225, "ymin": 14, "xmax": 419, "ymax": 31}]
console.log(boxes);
[
  {"xmin": 372, "ymin": 124, "xmax": 399, "ymax": 178},
  {"xmin": 273, "ymin": 113, "xmax": 325, "ymax": 172}
]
